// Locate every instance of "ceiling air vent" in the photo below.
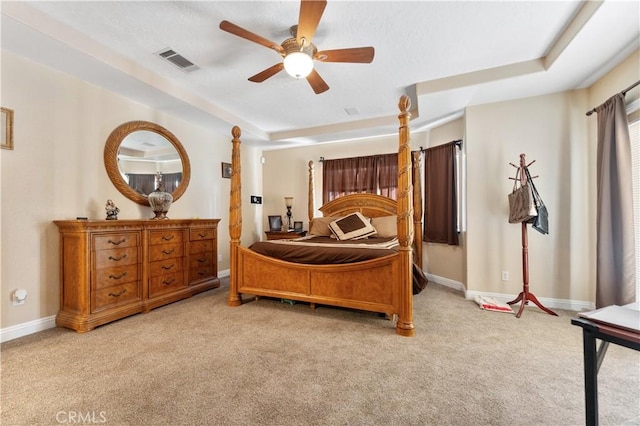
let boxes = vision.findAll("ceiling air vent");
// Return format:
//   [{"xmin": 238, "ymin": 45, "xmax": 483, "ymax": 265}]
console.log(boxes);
[{"xmin": 155, "ymin": 48, "xmax": 199, "ymax": 72}]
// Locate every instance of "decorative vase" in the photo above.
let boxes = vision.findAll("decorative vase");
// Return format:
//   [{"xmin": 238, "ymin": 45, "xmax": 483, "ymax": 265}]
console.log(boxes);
[{"xmin": 148, "ymin": 184, "xmax": 173, "ymax": 220}]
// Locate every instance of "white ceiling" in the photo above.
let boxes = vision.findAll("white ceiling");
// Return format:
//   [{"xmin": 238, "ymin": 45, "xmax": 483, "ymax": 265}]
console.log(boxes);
[{"xmin": 1, "ymin": 1, "xmax": 639, "ymax": 148}]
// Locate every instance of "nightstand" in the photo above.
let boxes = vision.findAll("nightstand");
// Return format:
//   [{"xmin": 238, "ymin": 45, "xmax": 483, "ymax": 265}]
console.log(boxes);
[{"xmin": 265, "ymin": 230, "xmax": 307, "ymax": 240}]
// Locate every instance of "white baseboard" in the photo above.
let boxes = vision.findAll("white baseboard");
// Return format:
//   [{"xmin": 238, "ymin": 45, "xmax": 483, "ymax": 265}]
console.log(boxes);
[
  {"xmin": 2, "ymin": 272, "xmax": 231, "ymax": 343},
  {"xmin": 426, "ymin": 273, "xmax": 594, "ymax": 312},
  {"xmin": 426, "ymin": 273, "xmax": 465, "ymax": 292},
  {"xmin": 1, "ymin": 315, "xmax": 56, "ymax": 343}
]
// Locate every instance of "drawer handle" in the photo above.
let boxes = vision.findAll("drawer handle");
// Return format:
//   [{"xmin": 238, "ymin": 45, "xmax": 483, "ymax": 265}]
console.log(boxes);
[
  {"xmin": 197, "ymin": 271, "xmax": 206, "ymax": 276},
  {"xmin": 108, "ymin": 272, "xmax": 127, "ymax": 280},
  {"xmin": 161, "ymin": 235, "xmax": 175, "ymax": 241},
  {"xmin": 198, "ymin": 232, "xmax": 208, "ymax": 238},
  {"xmin": 108, "ymin": 238, "xmax": 126, "ymax": 246},
  {"xmin": 162, "ymin": 248, "xmax": 175, "ymax": 255},
  {"xmin": 161, "ymin": 264, "xmax": 175, "ymax": 270},
  {"xmin": 108, "ymin": 254, "xmax": 127, "ymax": 262},
  {"xmin": 162, "ymin": 278, "xmax": 176, "ymax": 286},
  {"xmin": 108, "ymin": 289, "xmax": 127, "ymax": 297},
  {"xmin": 197, "ymin": 258, "xmax": 206, "ymax": 263}
]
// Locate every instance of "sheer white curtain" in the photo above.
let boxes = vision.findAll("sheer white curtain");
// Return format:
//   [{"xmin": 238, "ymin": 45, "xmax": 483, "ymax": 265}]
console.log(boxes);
[{"xmin": 595, "ymin": 93, "xmax": 636, "ymax": 307}]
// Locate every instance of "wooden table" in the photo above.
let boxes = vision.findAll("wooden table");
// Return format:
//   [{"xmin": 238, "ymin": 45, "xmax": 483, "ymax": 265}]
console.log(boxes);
[{"xmin": 571, "ymin": 314, "xmax": 640, "ymax": 426}]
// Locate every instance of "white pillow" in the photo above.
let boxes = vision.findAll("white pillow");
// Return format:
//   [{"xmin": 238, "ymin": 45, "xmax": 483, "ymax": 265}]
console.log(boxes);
[
  {"xmin": 371, "ymin": 215, "xmax": 397, "ymax": 238},
  {"xmin": 309, "ymin": 217, "xmax": 339, "ymax": 236},
  {"xmin": 329, "ymin": 212, "xmax": 377, "ymax": 240}
]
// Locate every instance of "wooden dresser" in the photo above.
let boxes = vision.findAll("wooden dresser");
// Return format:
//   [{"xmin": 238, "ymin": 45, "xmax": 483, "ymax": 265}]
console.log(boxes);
[{"xmin": 54, "ymin": 219, "xmax": 220, "ymax": 332}]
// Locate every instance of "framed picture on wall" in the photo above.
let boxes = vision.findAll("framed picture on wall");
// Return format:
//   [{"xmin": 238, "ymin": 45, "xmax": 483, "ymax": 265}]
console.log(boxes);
[
  {"xmin": 1, "ymin": 107, "xmax": 14, "ymax": 150},
  {"xmin": 268, "ymin": 215, "xmax": 283, "ymax": 231},
  {"xmin": 221, "ymin": 162, "xmax": 232, "ymax": 179}
]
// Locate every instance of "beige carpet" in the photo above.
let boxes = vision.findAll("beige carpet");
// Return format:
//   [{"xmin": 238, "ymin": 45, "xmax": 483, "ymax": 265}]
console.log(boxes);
[{"xmin": 1, "ymin": 278, "xmax": 639, "ymax": 426}]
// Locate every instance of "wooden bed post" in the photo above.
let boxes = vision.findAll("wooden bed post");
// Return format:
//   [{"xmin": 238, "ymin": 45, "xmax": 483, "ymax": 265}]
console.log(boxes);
[
  {"xmin": 308, "ymin": 161, "xmax": 315, "ymax": 229},
  {"xmin": 396, "ymin": 95, "xmax": 415, "ymax": 337},
  {"xmin": 412, "ymin": 151, "xmax": 423, "ymax": 270},
  {"xmin": 227, "ymin": 126, "xmax": 242, "ymax": 307}
]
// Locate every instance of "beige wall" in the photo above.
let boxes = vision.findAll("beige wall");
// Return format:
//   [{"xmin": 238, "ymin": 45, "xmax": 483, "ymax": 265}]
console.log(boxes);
[
  {"xmin": 422, "ymin": 118, "xmax": 466, "ymax": 285},
  {"xmin": 464, "ymin": 49, "xmax": 639, "ymax": 305},
  {"xmin": 0, "ymin": 51, "xmax": 262, "ymax": 330},
  {"xmin": 588, "ymin": 50, "xmax": 640, "ymax": 114},
  {"xmin": 465, "ymin": 90, "xmax": 592, "ymax": 303}
]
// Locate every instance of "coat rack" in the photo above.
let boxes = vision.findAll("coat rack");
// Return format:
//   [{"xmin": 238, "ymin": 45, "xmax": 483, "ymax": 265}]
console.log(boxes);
[{"xmin": 507, "ymin": 154, "xmax": 558, "ymax": 318}]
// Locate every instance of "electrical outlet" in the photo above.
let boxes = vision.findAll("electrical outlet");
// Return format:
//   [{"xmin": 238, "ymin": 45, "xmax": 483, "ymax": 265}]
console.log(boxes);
[
  {"xmin": 12, "ymin": 289, "xmax": 27, "ymax": 306},
  {"xmin": 218, "ymin": 254, "xmax": 222, "ymax": 262},
  {"xmin": 501, "ymin": 271, "xmax": 509, "ymax": 281}
]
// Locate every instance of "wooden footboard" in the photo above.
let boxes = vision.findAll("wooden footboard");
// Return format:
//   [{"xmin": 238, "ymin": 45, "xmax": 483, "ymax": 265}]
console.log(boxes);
[{"xmin": 237, "ymin": 246, "xmax": 401, "ymax": 315}]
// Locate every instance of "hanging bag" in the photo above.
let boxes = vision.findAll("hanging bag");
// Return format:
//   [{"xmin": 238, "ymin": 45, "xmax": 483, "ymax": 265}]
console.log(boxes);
[
  {"xmin": 508, "ymin": 168, "xmax": 537, "ymax": 223},
  {"xmin": 524, "ymin": 167, "xmax": 549, "ymax": 235}
]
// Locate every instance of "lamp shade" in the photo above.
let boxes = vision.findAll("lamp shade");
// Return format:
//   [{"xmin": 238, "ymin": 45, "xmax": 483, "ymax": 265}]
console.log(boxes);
[
  {"xmin": 284, "ymin": 197, "xmax": 293, "ymax": 208},
  {"xmin": 283, "ymin": 52, "xmax": 313, "ymax": 79}
]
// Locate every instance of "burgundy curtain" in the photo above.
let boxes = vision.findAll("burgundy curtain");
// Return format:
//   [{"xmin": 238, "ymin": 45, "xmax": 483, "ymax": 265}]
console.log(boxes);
[
  {"xmin": 127, "ymin": 174, "xmax": 156, "ymax": 195},
  {"xmin": 162, "ymin": 172, "xmax": 182, "ymax": 193},
  {"xmin": 322, "ymin": 154, "xmax": 396, "ymax": 204},
  {"xmin": 377, "ymin": 153, "xmax": 398, "ymax": 199},
  {"xmin": 423, "ymin": 142, "xmax": 459, "ymax": 245}
]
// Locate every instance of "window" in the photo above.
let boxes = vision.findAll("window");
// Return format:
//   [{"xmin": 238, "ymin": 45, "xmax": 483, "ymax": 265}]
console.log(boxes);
[{"xmin": 322, "ymin": 153, "xmax": 397, "ymax": 204}]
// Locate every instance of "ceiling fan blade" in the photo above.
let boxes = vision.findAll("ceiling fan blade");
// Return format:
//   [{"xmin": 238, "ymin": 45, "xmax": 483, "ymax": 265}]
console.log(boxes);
[
  {"xmin": 306, "ymin": 69, "xmax": 329, "ymax": 94},
  {"xmin": 219, "ymin": 20, "xmax": 284, "ymax": 54},
  {"xmin": 315, "ymin": 47, "xmax": 375, "ymax": 63},
  {"xmin": 248, "ymin": 63, "xmax": 284, "ymax": 83},
  {"xmin": 296, "ymin": 0, "xmax": 327, "ymax": 46}
]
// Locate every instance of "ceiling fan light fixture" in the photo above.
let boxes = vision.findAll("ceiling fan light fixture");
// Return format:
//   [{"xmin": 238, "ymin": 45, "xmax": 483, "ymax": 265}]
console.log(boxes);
[{"xmin": 283, "ymin": 51, "xmax": 314, "ymax": 79}]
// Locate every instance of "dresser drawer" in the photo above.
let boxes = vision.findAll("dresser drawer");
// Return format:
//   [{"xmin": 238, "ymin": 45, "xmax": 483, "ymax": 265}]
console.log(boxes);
[
  {"xmin": 190, "ymin": 266, "xmax": 214, "ymax": 283},
  {"xmin": 149, "ymin": 271, "xmax": 186, "ymax": 297},
  {"xmin": 190, "ymin": 240, "xmax": 213, "ymax": 254},
  {"xmin": 149, "ymin": 230, "xmax": 184, "ymax": 246},
  {"xmin": 149, "ymin": 242, "xmax": 184, "ymax": 262},
  {"xmin": 190, "ymin": 227, "xmax": 215, "ymax": 241},
  {"xmin": 95, "ymin": 247, "xmax": 138, "ymax": 269},
  {"xmin": 189, "ymin": 251, "xmax": 213, "ymax": 269},
  {"xmin": 149, "ymin": 258, "xmax": 184, "ymax": 278},
  {"xmin": 93, "ymin": 233, "xmax": 139, "ymax": 251},
  {"xmin": 92, "ymin": 282, "xmax": 140, "ymax": 312},
  {"xmin": 94, "ymin": 264, "xmax": 139, "ymax": 290}
]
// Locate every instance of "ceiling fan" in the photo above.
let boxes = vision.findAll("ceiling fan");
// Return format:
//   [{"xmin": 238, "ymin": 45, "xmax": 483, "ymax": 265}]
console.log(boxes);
[{"xmin": 219, "ymin": 0, "xmax": 374, "ymax": 94}]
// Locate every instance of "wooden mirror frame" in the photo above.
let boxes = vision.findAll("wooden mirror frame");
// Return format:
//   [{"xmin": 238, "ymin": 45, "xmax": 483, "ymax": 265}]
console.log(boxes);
[{"xmin": 104, "ymin": 121, "xmax": 191, "ymax": 206}]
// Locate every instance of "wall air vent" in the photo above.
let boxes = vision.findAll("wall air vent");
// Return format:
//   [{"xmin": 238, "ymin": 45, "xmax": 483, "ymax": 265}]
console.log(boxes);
[{"xmin": 155, "ymin": 48, "xmax": 199, "ymax": 72}]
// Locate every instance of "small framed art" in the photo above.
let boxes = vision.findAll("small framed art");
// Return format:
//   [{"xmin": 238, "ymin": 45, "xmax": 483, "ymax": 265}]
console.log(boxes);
[
  {"xmin": 293, "ymin": 221, "xmax": 303, "ymax": 231},
  {"xmin": 268, "ymin": 215, "xmax": 283, "ymax": 231},
  {"xmin": 1, "ymin": 107, "xmax": 14, "ymax": 150},
  {"xmin": 221, "ymin": 162, "xmax": 232, "ymax": 179}
]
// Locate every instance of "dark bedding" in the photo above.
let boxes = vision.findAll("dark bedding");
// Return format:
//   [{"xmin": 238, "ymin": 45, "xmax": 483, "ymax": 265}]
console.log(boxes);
[
  {"xmin": 249, "ymin": 236, "xmax": 399, "ymax": 264},
  {"xmin": 249, "ymin": 235, "xmax": 428, "ymax": 294}
]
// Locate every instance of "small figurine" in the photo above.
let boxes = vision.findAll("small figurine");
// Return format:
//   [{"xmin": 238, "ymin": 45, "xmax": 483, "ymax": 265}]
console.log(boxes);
[{"xmin": 105, "ymin": 199, "xmax": 119, "ymax": 220}]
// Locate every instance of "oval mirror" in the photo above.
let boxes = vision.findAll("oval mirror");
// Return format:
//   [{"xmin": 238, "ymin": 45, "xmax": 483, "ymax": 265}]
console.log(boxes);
[{"xmin": 104, "ymin": 121, "xmax": 191, "ymax": 206}]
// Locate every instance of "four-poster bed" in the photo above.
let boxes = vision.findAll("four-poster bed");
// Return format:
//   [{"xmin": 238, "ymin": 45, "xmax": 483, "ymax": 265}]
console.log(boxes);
[{"xmin": 227, "ymin": 96, "xmax": 422, "ymax": 336}]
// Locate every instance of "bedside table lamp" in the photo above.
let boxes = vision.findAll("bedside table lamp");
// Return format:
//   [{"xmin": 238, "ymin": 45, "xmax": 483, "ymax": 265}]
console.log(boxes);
[{"xmin": 284, "ymin": 197, "xmax": 293, "ymax": 230}]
